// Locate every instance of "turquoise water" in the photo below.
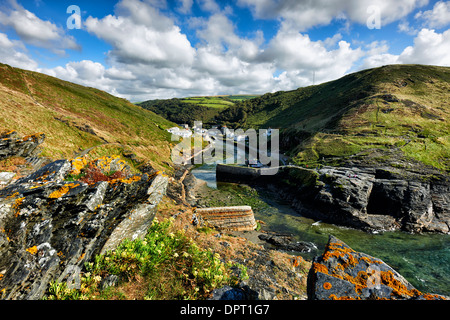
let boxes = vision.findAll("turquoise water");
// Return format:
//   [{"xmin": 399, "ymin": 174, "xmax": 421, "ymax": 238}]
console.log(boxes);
[{"xmin": 192, "ymin": 165, "xmax": 450, "ymax": 296}]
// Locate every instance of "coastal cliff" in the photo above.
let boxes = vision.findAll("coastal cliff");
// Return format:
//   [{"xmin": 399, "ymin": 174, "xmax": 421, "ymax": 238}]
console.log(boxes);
[{"xmin": 216, "ymin": 164, "xmax": 450, "ymax": 234}]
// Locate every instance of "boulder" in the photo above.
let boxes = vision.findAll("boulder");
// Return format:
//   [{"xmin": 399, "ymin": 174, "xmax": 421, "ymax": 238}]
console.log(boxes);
[
  {"xmin": 307, "ymin": 236, "xmax": 447, "ymax": 300},
  {"xmin": 0, "ymin": 156, "xmax": 168, "ymax": 300},
  {"xmin": 0, "ymin": 131, "xmax": 45, "ymax": 160}
]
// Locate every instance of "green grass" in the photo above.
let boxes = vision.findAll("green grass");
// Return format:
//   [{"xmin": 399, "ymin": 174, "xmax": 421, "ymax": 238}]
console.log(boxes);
[
  {"xmin": 180, "ymin": 96, "xmax": 235, "ymax": 109},
  {"xmin": 214, "ymin": 64, "xmax": 450, "ymax": 172},
  {"xmin": 0, "ymin": 63, "xmax": 176, "ymax": 172}
]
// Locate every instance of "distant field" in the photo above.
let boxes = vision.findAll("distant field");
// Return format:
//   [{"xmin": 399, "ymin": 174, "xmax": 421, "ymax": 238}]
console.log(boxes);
[{"xmin": 180, "ymin": 95, "xmax": 259, "ymax": 109}]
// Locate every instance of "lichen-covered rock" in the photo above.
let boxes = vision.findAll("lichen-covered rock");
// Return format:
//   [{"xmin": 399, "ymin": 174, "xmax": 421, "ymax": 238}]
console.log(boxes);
[
  {"xmin": 0, "ymin": 131, "xmax": 45, "ymax": 160},
  {"xmin": 307, "ymin": 236, "xmax": 447, "ymax": 300},
  {"xmin": 0, "ymin": 156, "xmax": 168, "ymax": 300}
]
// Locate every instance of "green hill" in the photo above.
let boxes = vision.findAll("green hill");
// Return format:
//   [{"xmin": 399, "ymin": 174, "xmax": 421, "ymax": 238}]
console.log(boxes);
[
  {"xmin": 137, "ymin": 95, "xmax": 258, "ymax": 126},
  {"xmin": 214, "ymin": 64, "xmax": 450, "ymax": 172},
  {"xmin": 0, "ymin": 63, "xmax": 176, "ymax": 172}
]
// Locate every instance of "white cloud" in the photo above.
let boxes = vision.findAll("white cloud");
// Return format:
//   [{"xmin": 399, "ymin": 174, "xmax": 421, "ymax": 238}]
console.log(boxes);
[
  {"xmin": 197, "ymin": 0, "xmax": 221, "ymax": 13},
  {"xmin": 0, "ymin": 32, "xmax": 38, "ymax": 70},
  {"xmin": 3, "ymin": 0, "xmax": 448, "ymax": 103},
  {"xmin": 361, "ymin": 28, "xmax": 450, "ymax": 69},
  {"xmin": 237, "ymin": 0, "xmax": 429, "ymax": 30},
  {"xmin": 0, "ymin": 0, "xmax": 80, "ymax": 54},
  {"xmin": 415, "ymin": 1, "xmax": 450, "ymax": 29},
  {"xmin": 397, "ymin": 20, "xmax": 419, "ymax": 35},
  {"xmin": 259, "ymin": 28, "xmax": 364, "ymax": 87},
  {"xmin": 398, "ymin": 28, "xmax": 450, "ymax": 65},
  {"xmin": 85, "ymin": 0, "xmax": 195, "ymax": 68},
  {"xmin": 177, "ymin": 0, "xmax": 194, "ymax": 14}
]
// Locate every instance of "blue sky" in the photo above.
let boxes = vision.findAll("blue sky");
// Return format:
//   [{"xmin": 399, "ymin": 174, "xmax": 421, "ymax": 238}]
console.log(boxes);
[{"xmin": 0, "ymin": 0, "xmax": 449, "ymax": 101}]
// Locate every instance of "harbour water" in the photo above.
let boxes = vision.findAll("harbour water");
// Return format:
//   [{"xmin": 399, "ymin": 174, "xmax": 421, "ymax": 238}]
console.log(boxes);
[{"xmin": 192, "ymin": 163, "xmax": 450, "ymax": 296}]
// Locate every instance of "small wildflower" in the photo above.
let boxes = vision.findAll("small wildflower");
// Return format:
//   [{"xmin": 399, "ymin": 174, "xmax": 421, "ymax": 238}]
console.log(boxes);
[{"xmin": 173, "ymin": 253, "xmax": 179, "ymax": 258}]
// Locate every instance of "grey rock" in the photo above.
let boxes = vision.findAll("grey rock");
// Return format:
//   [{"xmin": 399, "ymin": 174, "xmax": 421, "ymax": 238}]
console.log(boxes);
[
  {"xmin": 0, "ymin": 157, "xmax": 168, "ymax": 300},
  {"xmin": 307, "ymin": 235, "xmax": 447, "ymax": 300}
]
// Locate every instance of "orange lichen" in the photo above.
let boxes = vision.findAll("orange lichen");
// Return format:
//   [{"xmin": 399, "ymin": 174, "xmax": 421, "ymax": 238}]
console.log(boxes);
[
  {"xmin": 323, "ymin": 282, "xmax": 332, "ymax": 290},
  {"xmin": 48, "ymin": 183, "xmax": 80, "ymax": 199},
  {"xmin": 323, "ymin": 241, "xmax": 358, "ymax": 269},
  {"xmin": 379, "ymin": 270, "xmax": 421, "ymax": 298},
  {"xmin": 329, "ymin": 294, "xmax": 360, "ymax": 300},
  {"xmin": 117, "ymin": 175, "xmax": 141, "ymax": 184},
  {"xmin": 360, "ymin": 256, "xmax": 383, "ymax": 265},
  {"xmin": 26, "ymin": 246, "xmax": 38, "ymax": 255},
  {"xmin": 313, "ymin": 262, "xmax": 329, "ymax": 274},
  {"xmin": 21, "ymin": 133, "xmax": 44, "ymax": 142}
]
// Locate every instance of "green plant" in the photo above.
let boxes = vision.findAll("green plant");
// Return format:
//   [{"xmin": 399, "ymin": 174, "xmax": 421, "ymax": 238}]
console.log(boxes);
[{"xmin": 42, "ymin": 218, "xmax": 247, "ymax": 300}]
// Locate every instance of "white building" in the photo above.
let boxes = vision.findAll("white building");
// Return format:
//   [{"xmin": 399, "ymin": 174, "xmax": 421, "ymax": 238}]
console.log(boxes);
[{"xmin": 167, "ymin": 127, "xmax": 192, "ymax": 138}]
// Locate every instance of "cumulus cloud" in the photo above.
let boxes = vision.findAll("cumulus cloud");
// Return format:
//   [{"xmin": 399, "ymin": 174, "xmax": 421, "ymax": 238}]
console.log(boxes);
[
  {"xmin": 237, "ymin": 0, "xmax": 428, "ymax": 30},
  {"xmin": 0, "ymin": 32, "xmax": 38, "ymax": 70},
  {"xmin": 361, "ymin": 28, "xmax": 450, "ymax": 69},
  {"xmin": 2, "ymin": 0, "xmax": 447, "ymax": 103},
  {"xmin": 259, "ymin": 28, "xmax": 364, "ymax": 87},
  {"xmin": 85, "ymin": 0, "xmax": 195, "ymax": 68},
  {"xmin": 399, "ymin": 28, "xmax": 450, "ymax": 65},
  {"xmin": 0, "ymin": 0, "xmax": 80, "ymax": 54},
  {"xmin": 415, "ymin": 1, "xmax": 450, "ymax": 29}
]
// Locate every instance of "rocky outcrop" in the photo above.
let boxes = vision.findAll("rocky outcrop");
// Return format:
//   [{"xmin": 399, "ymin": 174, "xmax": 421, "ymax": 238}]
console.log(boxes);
[
  {"xmin": 0, "ymin": 155, "xmax": 168, "ymax": 300},
  {"xmin": 195, "ymin": 206, "xmax": 257, "ymax": 232},
  {"xmin": 308, "ymin": 235, "xmax": 447, "ymax": 300},
  {"xmin": 0, "ymin": 131, "xmax": 45, "ymax": 160},
  {"xmin": 258, "ymin": 232, "xmax": 317, "ymax": 253},
  {"xmin": 308, "ymin": 166, "xmax": 450, "ymax": 233},
  {"xmin": 216, "ymin": 164, "xmax": 450, "ymax": 233}
]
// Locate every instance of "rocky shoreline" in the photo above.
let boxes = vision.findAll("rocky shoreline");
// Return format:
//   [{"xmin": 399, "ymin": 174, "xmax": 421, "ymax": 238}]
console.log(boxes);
[
  {"xmin": 0, "ymin": 132, "xmax": 448, "ymax": 300},
  {"xmin": 188, "ymin": 164, "xmax": 448, "ymax": 300},
  {"xmin": 216, "ymin": 163, "xmax": 450, "ymax": 234}
]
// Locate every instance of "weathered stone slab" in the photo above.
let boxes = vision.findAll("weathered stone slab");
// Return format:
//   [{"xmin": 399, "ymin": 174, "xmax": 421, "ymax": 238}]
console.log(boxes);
[{"xmin": 196, "ymin": 206, "xmax": 257, "ymax": 231}]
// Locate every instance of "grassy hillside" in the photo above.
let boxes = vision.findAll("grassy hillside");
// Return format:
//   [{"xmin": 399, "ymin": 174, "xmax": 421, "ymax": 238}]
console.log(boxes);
[
  {"xmin": 137, "ymin": 95, "xmax": 259, "ymax": 126},
  {"xmin": 0, "ymin": 63, "xmax": 176, "ymax": 172},
  {"xmin": 215, "ymin": 64, "xmax": 450, "ymax": 172}
]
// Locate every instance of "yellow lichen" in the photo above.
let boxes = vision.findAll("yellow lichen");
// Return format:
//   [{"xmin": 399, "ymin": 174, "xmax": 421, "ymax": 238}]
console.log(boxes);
[
  {"xmin": 26, "ymin": 246, "xmax": 38, "ymax": 255},
  {"xmin": 48, "ymin": 183, "xmax": 80, "ymax": 199},
  {"xmin": 13, "ymin": 197, "xmax": 25, "ymax": 217},
  {"xmin": 323, "ymin": 282, "xmax": 332, "ymax": 290},
  {"xmin": 69, "ymin": 156, "xmax": 88, "ymax": 175}
]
